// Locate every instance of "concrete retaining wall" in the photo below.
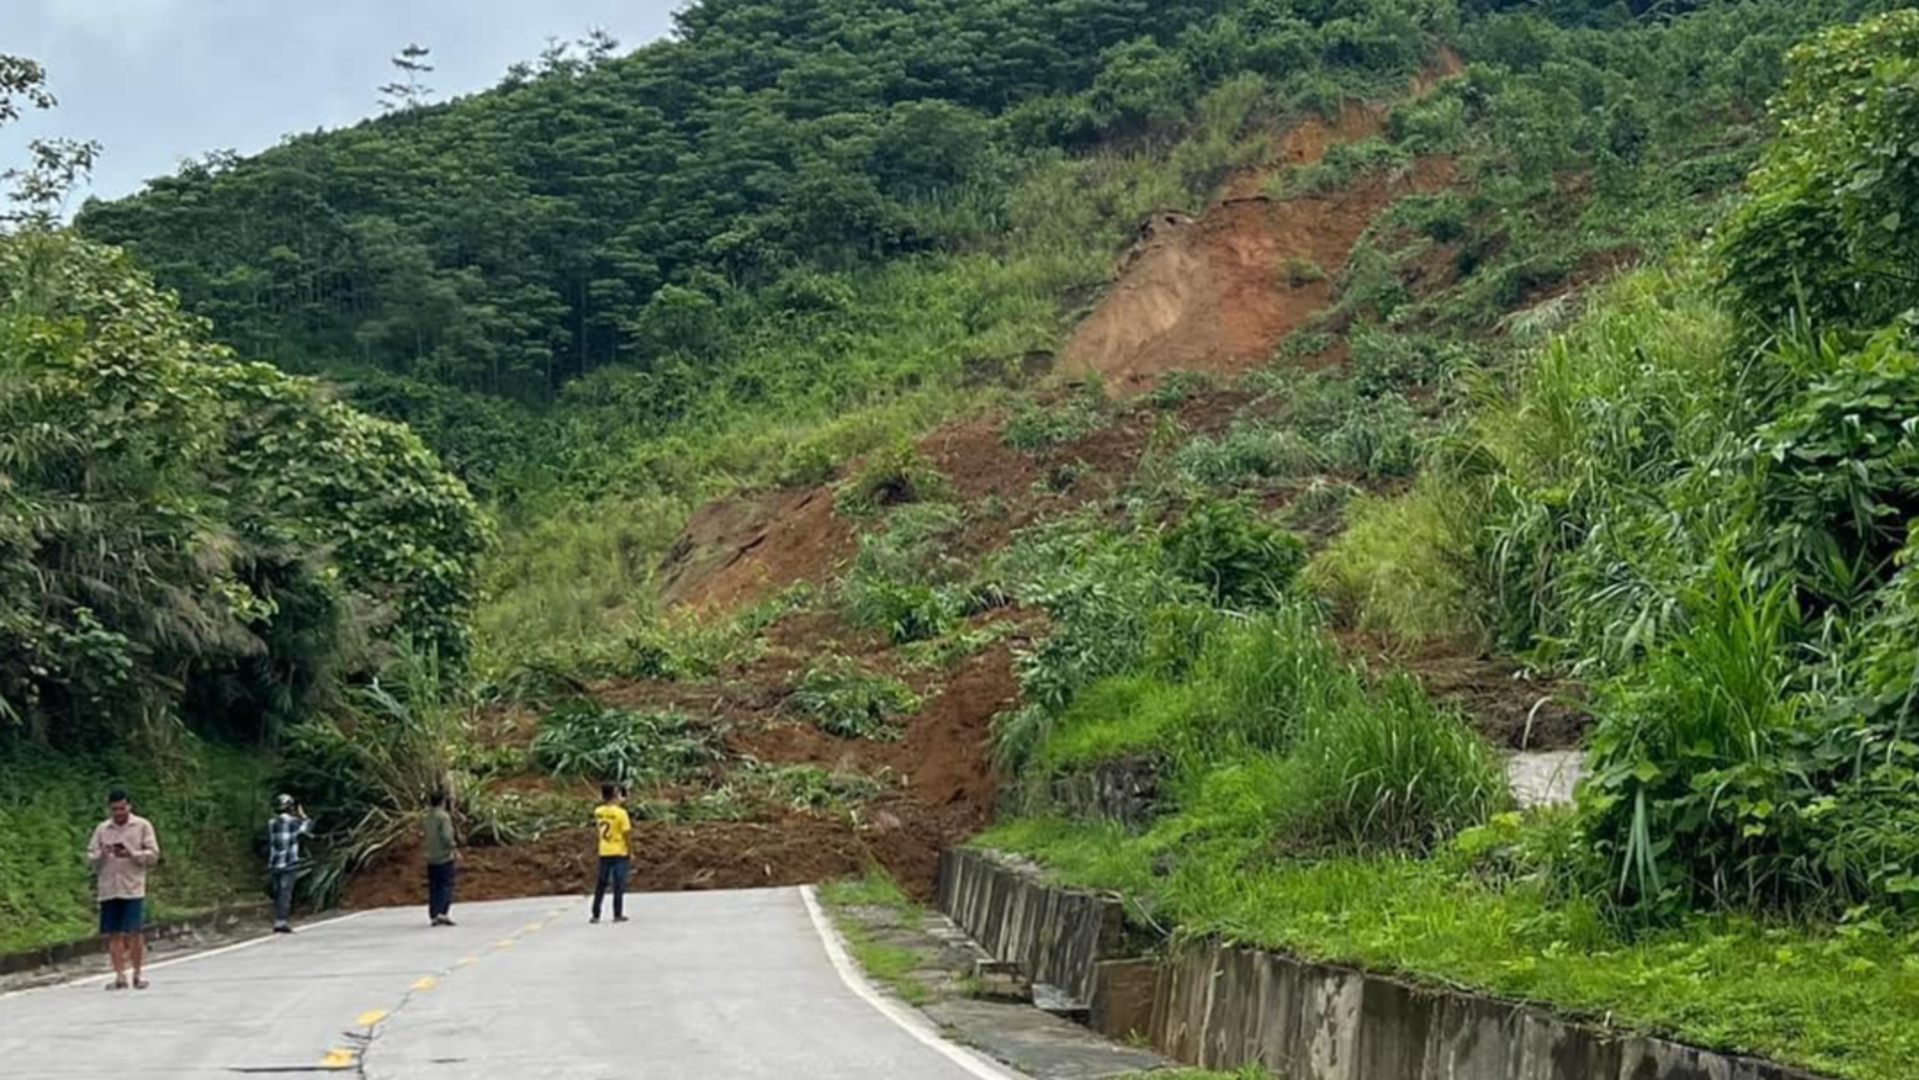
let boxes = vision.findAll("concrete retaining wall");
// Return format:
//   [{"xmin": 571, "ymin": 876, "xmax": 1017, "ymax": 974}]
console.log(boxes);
[
  {"xmin": 1145, "ymin": 940, "xmax": 1829, "ymax": 1080},
  {"xmin": 939, "ymin": 849, "xmax": 1832, "ymax": 1080},
  {"xmin": 936, "ymin": 848, "xmax": 1134, "ymax": 1005},
  {"xmin": 1050, "ymin": 758, "xmax": 1161, "ymax": 830}
]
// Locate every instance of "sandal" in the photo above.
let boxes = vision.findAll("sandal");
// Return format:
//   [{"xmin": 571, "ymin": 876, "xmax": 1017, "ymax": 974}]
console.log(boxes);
[
  {"xmin": 133, "ymin": 979, "xmax": 149, "ymax": 990},
  {"xmin": 105, "ymin": 980, "xmax": 127, "ymax": 991}
]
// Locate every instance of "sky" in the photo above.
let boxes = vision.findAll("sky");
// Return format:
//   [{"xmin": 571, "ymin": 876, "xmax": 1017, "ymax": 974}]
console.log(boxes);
[{"xmin": 1, "ymin": 0, "xmax": 684, "ymax": 204}]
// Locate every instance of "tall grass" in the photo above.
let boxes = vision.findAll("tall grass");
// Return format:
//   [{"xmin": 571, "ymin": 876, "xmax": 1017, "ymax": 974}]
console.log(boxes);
[
  {"xmin": 1028, "ymin": 598, "xmax": 1508, "ymax": 856},
  {"xmin": 1289, "ymin": 676, "xmax": 1510, "ymax": 852},
  {"xmin": 1582, "ymin": 562, "xmax": 1809, "ymax": 910},
  {"xmin": 476, "ymin": 495, "xmax": 685, "ymax": 670},
  {"xmin": 1186, "ymin": 607, "xmax": 1357, "ymax": 757},
  {"xmin": 1437, "ymin": 268, "xmax": 1742, "ymax": 668},
  {"xmin": 1309, "ymin": 486, "xmax": 1485, "ymax": 648},
  {"xmin": 785, "ymin": 659, "xmax": 923, "ymax": 741}
]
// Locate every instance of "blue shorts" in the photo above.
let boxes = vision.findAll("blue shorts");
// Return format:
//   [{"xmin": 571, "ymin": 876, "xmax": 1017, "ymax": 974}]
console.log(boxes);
[{"xmin": 99, "ymin": 898, "xmax": 145, "ymax": 936}]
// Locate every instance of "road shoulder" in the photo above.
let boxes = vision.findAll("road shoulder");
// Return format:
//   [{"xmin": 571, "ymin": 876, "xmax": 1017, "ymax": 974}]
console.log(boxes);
[{"xmin": 812, "ymin": 878, "xmax": 1172, "ymax": 1080}]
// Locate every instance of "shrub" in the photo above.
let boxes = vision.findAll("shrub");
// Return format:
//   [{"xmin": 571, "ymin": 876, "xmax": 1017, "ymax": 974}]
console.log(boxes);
[
  {"xmin": 776, "ymin": 440, "xmax": 839, "ymax": 487},
  {"xmin": 899, "ymin": 619, "xmax": 1020, "ymax": 672},
  {"xmin": 1146, "ymin": 371, "xmax": 1217, "ymax": 410},
  {"xmin": 838, "ymin": 438, "xmax": 951, "ymax": 517},
  {"xmin": 1349, "ymin": 330, "xmax": 1446, "ymax": 397},
  {"xmin": 992, "ymin": 518, "xmax": 1201, "ymax": 768},
  {"xmin": 1718, "ymin": 11, "xmax": 1919, "ymax": 334},
  {"xmin": 1272, "ymin": 137, "xmax": 1412, "ymax": 197},
  {"xmin": 998, "ymin": 520, "xmax": 1200, "ymax": 713},
  {"xmin": 276, "ymin": 650, "xmax": 478, "ymax": 904},
  {"xmin": 1003, "ymin": 391, "xmax": 1110, "ymax": 452},
  {"xmin": 855, "ymin": 581, "xmax": 965, "ymax": 645},
  {"xmin": 606, "ymin": 620, "xmax": 748, "ymax": 683},
  {"xmin": 785, "ymin": 659, "xmax": 922, "ymax": 740},
  {"xmin": 1280, "ymin": 477, "xmax": 1359, "ymax": 526},
  {"xmin": 841, "ymin": 504, "xmax": 976, "ymax": 644},
  {"xmin": 1320, "ymin": 392, "xmax": 1423, "ymax": 479},
  {"xmin": 1162, "ymin": 500, "xmax": 1308, "ymax": 609},
  {"xmin": 740, "ymin": 762, "xmax": 887, "ymax": 813},
  {"xmin": 1280, "ymin": 257, "xmax": 1327, "ymax": 287},
  {"xmin": 1331, "ymin": 242, "xmax": 1409, "ymax": 321},
  {"xmin": 458, "ymin": 788, "xmax": 591, "ymax": 846},
  {"xmin": 1270, "ymin": 369, "xmax": 1359, "ymax": 437},
  {"xmin": 530, "ymin": 703, "xmax": 721, "ymax": 786},
  {"xmin": 1173, "ymin": 422, "xmax": 1320, "ymax": 486},
  {"xmin": 1276, "ymin": 329, "xmax": 1339, "ymax": 361},
  {"xmin": 1744, "ymin": 329, "xmax": 1919, "ymax": 608},
  {"xmin": 496, "ymin": 598, "xmax": 787, "ymax": 698}
]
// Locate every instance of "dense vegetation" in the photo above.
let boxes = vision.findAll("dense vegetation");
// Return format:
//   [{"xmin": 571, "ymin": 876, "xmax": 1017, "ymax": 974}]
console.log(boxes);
[
  {"xmin": 72, "ymin": 0, "xmax": 1323, "ymax": 404},
  {"xmin": 981, "ymin": 8, "xmax": 1919, "ymax": 1078},
  {"xmin": 2, "ymin": 61, "xmax": 488, "ymax": 938},
  {"xmin": 0, "ymin": 229, "xmax": 488, "ymax": 749},
  {"xmin": 1325, "ymin": 8, "xmax": 1919, "ymax": 917}
]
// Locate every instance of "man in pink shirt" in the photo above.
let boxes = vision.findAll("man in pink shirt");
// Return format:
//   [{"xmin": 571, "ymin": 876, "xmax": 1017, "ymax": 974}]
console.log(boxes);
[{"xmin": 86, "ymin": 789, "xmax": 160, "ymax": 991}]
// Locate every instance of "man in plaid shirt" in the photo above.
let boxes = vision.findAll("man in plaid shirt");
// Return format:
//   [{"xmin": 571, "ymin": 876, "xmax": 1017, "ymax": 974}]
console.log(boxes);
[{"xmin": 267, "ymin": 795, "xmax": 312, "ymax": 934}]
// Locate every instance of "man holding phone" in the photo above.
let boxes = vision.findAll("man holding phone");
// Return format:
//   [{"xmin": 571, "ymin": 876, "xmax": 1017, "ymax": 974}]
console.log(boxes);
[
  {"xmin": 267, "ymin": 794, "xmax": 312, "ymax": 934},
  {"xmin": 87, "ymin": 789, "xmax": 161, "ymax": 991}
]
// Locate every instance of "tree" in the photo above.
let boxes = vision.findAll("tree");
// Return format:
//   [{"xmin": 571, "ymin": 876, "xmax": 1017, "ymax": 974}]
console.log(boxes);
[
  {"xmin": 581, "ymin": 28, "xmax": 621, "ymax": 67},
  {"xmin": 1, "ymin": 53, "xmax": 101, "ymax": 227},
  {"xmin": 379, "ymin": 44, "xmax": 436, "ymax": 112},
  {"xmin": 0, "ymin": 230, "xmax": 487, "ymax": 744}
]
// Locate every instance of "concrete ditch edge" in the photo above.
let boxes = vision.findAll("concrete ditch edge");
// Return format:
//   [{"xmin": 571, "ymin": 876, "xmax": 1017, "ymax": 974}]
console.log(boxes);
[
  {"xmin": 938, "ymin": 847, "xmax": 1834, "ymax": 1080},
  {"xmin": 0, "ymin": 903, "xmax": 270, "ymax": 978}
]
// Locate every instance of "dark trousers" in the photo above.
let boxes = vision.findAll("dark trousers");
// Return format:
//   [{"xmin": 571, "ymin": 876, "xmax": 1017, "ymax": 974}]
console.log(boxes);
[
  {"xmin": 427, "ymin": 860, "xmax": 457, "ymax": 919},
  {"xmin": 592, "ymin": 856, "xmax": 629, "ymax": 920},
  {"xmin": 271, "ymin": 868, "xmax": 299, "ymax": 926}
]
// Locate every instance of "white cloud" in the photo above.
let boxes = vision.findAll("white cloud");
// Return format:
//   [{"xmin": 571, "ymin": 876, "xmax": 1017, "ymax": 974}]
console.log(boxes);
[{"xmin": 36, "ymin": 0, "xmax": 188, "ymax": 52}]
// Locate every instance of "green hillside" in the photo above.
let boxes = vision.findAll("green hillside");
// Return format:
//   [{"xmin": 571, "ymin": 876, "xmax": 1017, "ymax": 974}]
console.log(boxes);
[{"xmin": 6, "ymin": 1, "xmax": 1919, "ymax": 1074}]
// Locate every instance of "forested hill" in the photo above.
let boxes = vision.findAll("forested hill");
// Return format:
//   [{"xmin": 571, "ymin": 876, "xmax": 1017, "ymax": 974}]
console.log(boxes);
[
  {"xmin": 76, "ymin": 0, "xmax": 1781, "ymax": 415},
  {"xmin": 76, "ymin": 0, "xmax": 1236, "ymax": 402}
]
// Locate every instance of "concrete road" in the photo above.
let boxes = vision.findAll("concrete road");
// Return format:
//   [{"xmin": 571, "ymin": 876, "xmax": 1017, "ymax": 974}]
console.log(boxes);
[{"xmin": 0, "ymin": 888, "xmax": 1020, "ymax": 1079}]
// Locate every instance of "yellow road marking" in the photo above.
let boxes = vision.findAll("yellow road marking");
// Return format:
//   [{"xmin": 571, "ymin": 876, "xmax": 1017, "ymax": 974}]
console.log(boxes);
[
  {"xmin": 355, "ymin": 1010, "xmax": 388, "ymax": 1027},
  {"xmin": 412, "ymin": 976, "xmax": 438, "ymax": 992},
  {"xmin": 494, "ymin": 940, "xmax": 515, "ymax": 949},
  {"xmin": 321, "ymin": 1047, "xmax": 356, "ymax": 1069},
  {"xmin": 457, "ymin": 955, "xmax": 480, "ymax": 967},
  {"xmin": 524, "ymin": 923, "xmax": 543, "ymax": 933}
]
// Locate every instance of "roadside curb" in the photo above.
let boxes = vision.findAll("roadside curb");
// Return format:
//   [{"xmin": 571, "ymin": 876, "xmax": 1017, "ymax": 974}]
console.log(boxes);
[{"xmin": 0, "ymin": 902, "xmax": 271, "ymax": 978}]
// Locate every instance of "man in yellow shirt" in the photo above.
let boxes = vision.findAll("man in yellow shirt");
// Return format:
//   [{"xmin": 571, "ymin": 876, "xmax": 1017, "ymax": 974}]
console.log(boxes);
[{"xmin": 590, "ymin": 782, "xmax": 632, "ymax": 925}]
